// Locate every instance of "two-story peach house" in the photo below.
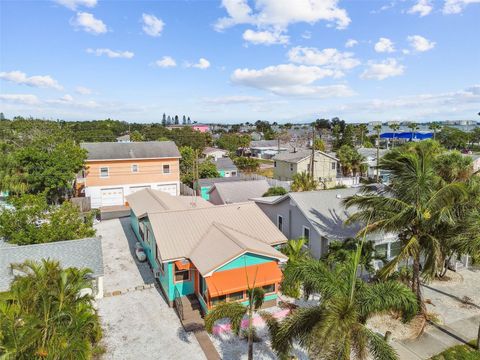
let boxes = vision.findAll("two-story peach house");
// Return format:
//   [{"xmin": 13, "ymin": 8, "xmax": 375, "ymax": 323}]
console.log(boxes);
[{"xmin": 79, "ymin": 141, "xmax": 181, "ymax": 208}]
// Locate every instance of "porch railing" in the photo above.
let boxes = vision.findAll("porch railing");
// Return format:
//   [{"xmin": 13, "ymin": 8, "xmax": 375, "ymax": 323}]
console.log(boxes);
[{"xmin": 174, "ymin": 286, "xmax": 184, "ymax": 321}]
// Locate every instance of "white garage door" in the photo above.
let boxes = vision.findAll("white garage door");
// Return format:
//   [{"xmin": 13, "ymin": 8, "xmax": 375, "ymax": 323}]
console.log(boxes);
[
  {"xmin": 129, "ymin": 185, "xmax": 151, "ymax": 193},
  {"xmin": 156, "ymin": 184, "xmax": 177, "ymax": 196},
  {"xmin": 101, "ymin": 188, "xmax": 124, "ymax": 207}
]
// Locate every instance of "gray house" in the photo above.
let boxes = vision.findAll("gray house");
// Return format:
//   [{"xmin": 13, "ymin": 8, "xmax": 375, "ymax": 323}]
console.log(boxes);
[
  {"xmin": 0, "ymin": 237, "xmax": 104, "ymax": 298},
  {"xmin": 252, "ymin": 188, "xmax": 398, "ymax": 259}
]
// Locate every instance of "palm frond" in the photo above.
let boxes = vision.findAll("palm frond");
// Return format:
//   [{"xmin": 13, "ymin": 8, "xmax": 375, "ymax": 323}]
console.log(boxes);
[
  {"xmin": 204, "ymin": 302, "xmax": 247, "ymax": 336},
  {"xmin": 361, "ymin": 326, "xmax": 398, "ymax": 360}
]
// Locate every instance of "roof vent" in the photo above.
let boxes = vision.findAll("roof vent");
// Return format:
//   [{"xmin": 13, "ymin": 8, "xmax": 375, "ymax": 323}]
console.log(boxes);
[{"xmin": 336, "ymin": 194, "xmax": 342, "ymax": 199}]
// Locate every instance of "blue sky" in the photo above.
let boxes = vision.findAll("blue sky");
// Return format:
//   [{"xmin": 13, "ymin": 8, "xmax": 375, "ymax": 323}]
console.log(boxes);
[{"xmin": 0, "ymin": 0, "xmax": 479, "ymax": 123}]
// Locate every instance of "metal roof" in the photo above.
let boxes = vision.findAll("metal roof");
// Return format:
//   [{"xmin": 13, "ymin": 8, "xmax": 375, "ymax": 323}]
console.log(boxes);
[
  {"xmin": 250, "ymin": 140, "xmax": 278, "ymax": 148},
  {"xmin": 213, "ymin": 157, "xmax": 237, "ymax": 171},
  {"xmin": 0, "ymin": 237, "xmax": 104, "ymax": 292},
  {"xmin": 148, "ymin": 202, "xmax": 287, "ymax": 261},
  {"xmin": 209, "ymin": 180, "xmax": 270, "ymax": 204},
  {"xmin": 273, "ymin": 149, "xmax": 339, "ymax": 163},
  {"xmin": 202, "ymin": 147, "xmax": 228, "ymax": 155},
  {"xmin": 127, "ymin": 188, "xmax": 212, "ymax": 218},
  {"xmin": 81, "ymin": 141, "xmax": 180, "ymax": 160}
]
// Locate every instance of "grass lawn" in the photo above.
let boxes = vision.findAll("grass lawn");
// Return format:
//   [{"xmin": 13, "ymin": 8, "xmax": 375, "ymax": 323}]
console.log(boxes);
[
  {"xmin": 430, "ymin": 341, "xmax": 480, "ymax": 360},
  {"xmin": 255, "ymin": 168, "xmax": 274, "ymax": 178},
  {"xmin": 257, "ymin": 158, "xmax": 274, "ymax": 164}
]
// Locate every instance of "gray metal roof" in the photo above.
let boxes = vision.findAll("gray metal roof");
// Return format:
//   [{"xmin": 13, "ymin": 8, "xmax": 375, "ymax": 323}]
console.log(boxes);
[
  {"xmin": 357, "ymin": 147, "xmax": 388, "ymax": 160},
  {"xmin": 213, "ymin": 157, "xmax": 237, "ymax": 171},
  {"xmin": 81, "ymin": 141, "xmax": 180, "ymax": 160},
  {"xmin": 197, "ymin": 176, "xmax": 252, "ymax": 188},
  {"xmin": 273, "ymin": 149, "xmax": 339, "ymax": 163},
  {"xmin": 0, "ymin": 237, "xmax": 104, "ymax": 292},
  {"xmin": 210, "ymin": 180, "xmax": 270, "ymax": 204},
  {"xmin": 250, "ymin": 140, "xmax": 278, "ymax": 148}
]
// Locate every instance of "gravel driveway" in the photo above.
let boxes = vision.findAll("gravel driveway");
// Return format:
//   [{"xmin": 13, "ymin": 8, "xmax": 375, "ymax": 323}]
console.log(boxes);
[{"xmin": 95, "ymin": 218, "xmax": 206, "ymax": 360}]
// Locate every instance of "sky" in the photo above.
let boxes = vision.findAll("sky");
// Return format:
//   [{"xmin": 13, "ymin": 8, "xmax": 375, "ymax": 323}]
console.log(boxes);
[{"xmin": 0, "ymin": 0, "xmax": 479, "ymax": 124}]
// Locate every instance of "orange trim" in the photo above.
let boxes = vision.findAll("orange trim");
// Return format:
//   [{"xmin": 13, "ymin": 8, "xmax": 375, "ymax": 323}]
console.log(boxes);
[
  {"xmin": 205, "ymin": 262, "xmax": 282, "ymax": 298},
  {"xmin": 174, "ymin": 260, "xmax": 192, "ymax": 271}
]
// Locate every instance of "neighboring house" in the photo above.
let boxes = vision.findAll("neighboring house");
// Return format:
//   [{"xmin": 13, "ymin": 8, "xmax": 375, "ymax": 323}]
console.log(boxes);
[
  {"xmin": 0, "ymin": 237, "xmax": 104, "ymax": 298},
  {"xmin": 202, "ymin": 147, "xmax": 228, "ymax": 161},
  {"xmin": 79, "ymin": 141, "xmax": 180, "ymax": 208},
  {"xmin": 357, "ymin": 148, "xmax": 389, "ymax": 180},
  {"xmin": 213, "ymin": 158, "xmax": 238, "ymax": 177},
  {"xmin": 116, "ymin": 134, "xmax": 131, "ymax": 143},
  {"xmin": 196, "ymin": 177, "xmax": 252, "ymax": 200},
  {"xmin": 208, "ymin": 180, "xmax": 270, "ymax": 205},
  {"xmin": 250, "ymin": 131, "xmax": 263, "ymax": 141},
  {"xmin": 273, "ymin": 150, "xmax": 339, "ymax": 187},
  {"xmin": 192, "ymin": 124, "xmax": 210, "ymax": 133},
  {"xmin": 127, "ymin": 189, "xmax": 288, "ymax": 312},
  {"xmin": 250, "ymin": 140, "xmax": 287, "ymax": 159},
  {"xmin": 252, "ymin": 188, "xmax": 399, "ymax": 259}
]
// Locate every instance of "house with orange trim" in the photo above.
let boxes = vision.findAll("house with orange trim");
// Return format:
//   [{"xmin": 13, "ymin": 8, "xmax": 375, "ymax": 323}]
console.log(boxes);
[
  {"xmin": 77, "ymin": 141, "xmax": 180, "ymax": 208},
  {"xmin": 126, "ymin": 188, "xmax": 288, "ymax": 312}
]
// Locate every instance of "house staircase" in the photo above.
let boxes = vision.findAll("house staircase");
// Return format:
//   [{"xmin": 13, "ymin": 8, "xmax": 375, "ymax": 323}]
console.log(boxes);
[{"xmin": 174, "ymin": 293, "xmax": 221, "ymax": 360}]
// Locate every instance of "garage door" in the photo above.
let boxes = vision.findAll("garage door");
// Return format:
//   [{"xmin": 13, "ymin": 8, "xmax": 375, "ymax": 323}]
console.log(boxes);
[
  {"xmin": 156, "ymin": 184, "xmax": 177, "ymax": 196},
  {"xmin": 129, "ymin": 185, "xmax": 151, "ymax": 193},
  {"xmin": 101, "ymin": 188, "xmax": 124, "ymax": 207}
]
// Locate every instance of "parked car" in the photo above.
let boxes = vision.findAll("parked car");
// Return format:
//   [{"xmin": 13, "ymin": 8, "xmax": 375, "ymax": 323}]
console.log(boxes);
[{"xmin": 135, "ymin": 242, "xmax": 147, "ymax": 262}]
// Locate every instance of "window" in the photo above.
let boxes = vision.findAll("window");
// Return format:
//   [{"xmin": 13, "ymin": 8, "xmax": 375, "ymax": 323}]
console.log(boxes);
[
  {"xmin": 302, "ymin": 226, "xmax": 310, "ymax": 241},
  {"xmin": 262, "ymin": 284, "xmax": 275, "ymax": 294},
  {"xmin": 274, "ymin": 161, "xmax": 277, "ymax": 167},
  {"xmin": 174, "ymin": 264, "xmax": 190, "ymax": 282},
  {"xmin": 231, "ymin": 171, "xmax": 237, "ymax": 176},
  {"xmin": 100, "ymin": 167, "xmax": 109, "ymax": 178},
  {"xmin": 277, "ymin": 215, "xmax": 283, "ymax": 232},
  {"xmin": 132, "ymin": 164, "xmax": 138, "ymax": 173},
  {"xmin": 228, "ymin": 291, "xmax": 244, "ymax": 301},
  {"xmin": 290, "ymin": 164, "xmax": 294, "ymax": 171},
  {"xmin": 331, "ymin": 162, "xmax": 336, "ymax": 170},
  {"xmin": 163, "ymin": 164, "xmax": 170, "ymax": 174},
  {"xmin": 211, "ymin": 295, "xmax": 227, "ymax": 306},
  {"xmin": 375, "ymin": 244, "xmax": 388, "ymax": 259},
  {"xmin": 390, "ymin": 241, "xmax": 402, "ymax": 258}
]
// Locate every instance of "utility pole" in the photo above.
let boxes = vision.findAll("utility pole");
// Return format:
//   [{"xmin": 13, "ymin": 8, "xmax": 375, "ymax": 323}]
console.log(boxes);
[
  {"xmin": 310, "ymin": 124, "xmax": 316, "ymax": 178},
  {"xmin": 194, "ymin": 149, "xmax": 199, "ymax": 196}
]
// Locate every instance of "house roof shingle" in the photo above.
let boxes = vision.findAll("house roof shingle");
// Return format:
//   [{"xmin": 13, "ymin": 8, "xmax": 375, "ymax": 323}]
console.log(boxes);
[
  {"xmin": 81, "ymin": 141, "xmax": 180, "ymax": 160},
  {"xmin": 0, "ymin": 237, "xmax": 104, "ymax": 292},
  {"xmin": 209, "ymin": 180, "xmax": 270, "ymax": 204}
]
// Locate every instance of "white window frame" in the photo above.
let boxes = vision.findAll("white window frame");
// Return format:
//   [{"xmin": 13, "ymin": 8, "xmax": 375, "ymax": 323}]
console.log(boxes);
[
  {"xmin": 302, "ymin": 226, "xmax": 310, "ymax": 241},
  {"xmin": 277, "ymin": 215, "xmax": 284, "ymax": 232},
  {"xmin": 331, "ymin": 162, "xmax": 336, "ymax": 170},
  {"xmin": 100, "ymin": 167, "xmax": 109, "ymax": 178},
  {"xmin": 131, "ymin": 164, "xmax": 139, "ymax": 173},
  {"xmin": 163, "ymin": 164, "xmax": 170, "ymax": 174}
]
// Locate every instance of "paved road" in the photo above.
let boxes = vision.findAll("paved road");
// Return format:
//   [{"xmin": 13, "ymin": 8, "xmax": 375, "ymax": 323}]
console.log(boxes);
[{"xmin": 95, "ymin": 218, "xmax": 206, "ymax": 360}]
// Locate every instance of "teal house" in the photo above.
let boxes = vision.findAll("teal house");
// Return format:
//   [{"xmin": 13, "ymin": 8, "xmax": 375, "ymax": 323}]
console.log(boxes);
[{"xmin": 127, "ymin": 188, "xmax": 288, "ymax": 312}]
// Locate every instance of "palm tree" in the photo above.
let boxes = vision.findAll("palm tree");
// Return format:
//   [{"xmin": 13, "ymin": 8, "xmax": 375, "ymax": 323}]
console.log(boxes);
[
  {"xmin": 407, "ymin": 122, "xmax": 419, "ymax": 141},
  {"xmin": 0, "ymin": 259, "xmax": 102, "ymax": 359},
  {"xmin": 263, "ymin": 245, "xmax": 418, "ymax": 359},
  {"xmin": 389, "ymin": 123, "xmax": 400, "ymax": 148},
  {"xmin": 343, "ymin": 142, "xmax": 467, "ymax": 314},
  {"xmin": 428, "ymin": 122, "xmax": 442, "ymax": 140},
  {"xmin": 280, "ymin": 238, "xmax": 310, "ymax": 298},
  {"xmin": 291, "ymin": 171, "xmax": 318, "ymax": 192},
  {"xmin": 205, "ymin": 287, "xmax": 266, "ymax": 360},
  {"xmin": 357, "ymin": 124, "xmax": 369, "ymax": 147},
  {"xmin": 373, "ymin": 124, "xmax": 382, "ymax": 182}
]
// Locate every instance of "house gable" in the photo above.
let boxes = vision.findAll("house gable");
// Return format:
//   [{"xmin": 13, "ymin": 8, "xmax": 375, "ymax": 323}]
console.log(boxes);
[{"xmin": 214, "ymin": 252, "xmax": 277, "ymax": 273}]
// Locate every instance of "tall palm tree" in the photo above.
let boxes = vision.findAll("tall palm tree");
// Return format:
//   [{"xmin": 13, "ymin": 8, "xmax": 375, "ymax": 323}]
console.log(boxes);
[
  {"xmin": 263, "ymin": 246, "xmax": 418, "ymax": 359},
  {"xmin": 428, "ymin": 122, "xmax": 441, "ymax": 140},
  {"xmin": 373, "ymin": 124, "xmax": 382, "ymax": 182},
  {"xmin": 291, "ymin": 171, "xmax": 318, "ymax": 192},
  {"xmin": 408, "ymin": 122, "xmax": 419, "ymax": 141},
  {"xmin": 343, "ymin": 142, "xmax": 467, "ymax": 314},
  {"xmin": 389, "ymin": 123, "xmax": 400, "ymax": 148},
  {"xmin": 280, "ymin": 238, "xmax": 310, "ymax": 298},
  {"xmin": 205, "ymin": 287, "xmax": 265, "ymax": 360},
  {"xmin": 0, "ymin": 259, "xmax": 102, "ymax": 359},
  {"xmin": 357, "ymin": 124, "xmax": 369, "ymax": 147}
]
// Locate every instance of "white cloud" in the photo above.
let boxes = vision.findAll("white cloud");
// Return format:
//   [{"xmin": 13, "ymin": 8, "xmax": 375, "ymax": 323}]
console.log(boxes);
[
  {"xmin": 407, "ymin": 35, "xmax": 436, "ymax": 52},
  {"xmin": 242, "ymin": 29, "xmax": 289, "ymax": 45},
  {"xmin": 443, "ymin": 0, "xmax": 480, "ymax": 14},
  {"xmin": 287, "ymin": 47, "xmax": 360, "ymax": 74},
  {"xmin": 408, "ymin": 0, "xmax": 433, "ymax": 16},
  {"xmin": 155, "ymin": 56, "xmax": 177, "ymax": 68},
  {"xmin": 215, "ymin": 0, "xmax": 351, "ymax": 31},
  {"xmin": 301, "ymin": 31, "xmax": 312, "ymax": 39},
  {"xmin": 86, "ymin": 48, "xmax": 134, "ymax": 59},
  {"xmin": 188, "ymin": 58, "xmax": 211, "ymax": 69},
  {"xmin": 0, "ymin": 70, "xmax": 63, "ymax": 90},
  {"xmin": 345, "ymin": 39, "xmax": 358, "ymax": 48},
  {"xmin": 361, "ymin": 59, "xmax": 405, "ymax": 80},
  {"xmin": 55, "ymin": 0, "xmax": 97, "ymax": 10},
  {"xmin": 75, "ymin": 86, "xmax": 92, "ymax": 95},
  {"xmin": 71, "ymin": 12, "xmax": 107, "ymax": 34},
  {"xmin": 231, "ymin": 64, "xmax": 355, "ymax": 96},
  {"xmin": 0, "ymin": 94, "xmax": 40, "ymax": 105},
  {"xmin": 142, "ymin": 13, "xmax": 164, "ymax": 37},
  {"xmin": 374, "ymin": 37, "xmax": 395, "ymax": 53},
  {"xmin": 203, "ymin": 95, "xmax": 264, "ymax": 105}
]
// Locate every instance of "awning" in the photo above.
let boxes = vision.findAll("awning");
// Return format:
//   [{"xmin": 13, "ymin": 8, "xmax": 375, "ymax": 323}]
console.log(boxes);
[
  {"xmin": 174, "ymin": 259, "xmax": 192, "ymax": 271},
  {"xmin": 205, "ymin": 262, "xmax": 282, "ymax": 298}
]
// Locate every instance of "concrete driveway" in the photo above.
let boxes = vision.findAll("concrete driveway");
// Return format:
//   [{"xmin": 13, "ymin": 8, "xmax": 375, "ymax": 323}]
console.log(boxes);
[{"xmin": 95, "ymin": 218, "xmax": 206, "ymax": 360}]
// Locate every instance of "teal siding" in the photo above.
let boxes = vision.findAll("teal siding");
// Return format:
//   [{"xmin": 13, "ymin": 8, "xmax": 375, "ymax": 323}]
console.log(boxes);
[
  {"xmin": 216, "ymin": 253, "xmax": 274, "ymax": 273},
  {"xmin": 130, "ymin": 211, "xmax": 141, "ymax": 241},
  {"xmin": 198, "ymin": 294, "xmax": 208, "ymax": 313},
  {"xmin": 201, "ymin": 186, "xmax": 210, "ymax": 200},
  {"xmin": 219, "ymin": 170, "xmax": 225, "ymax": 177},
  {"xmin": 240, "ymin": 293, "xmax": 277, "ymax": 307}
]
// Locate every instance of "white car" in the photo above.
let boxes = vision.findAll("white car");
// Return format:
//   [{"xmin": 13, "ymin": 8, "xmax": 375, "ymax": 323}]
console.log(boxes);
[{"xmin": 135, "ymin": 242, "xmax": 147, "ymax": 262}]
